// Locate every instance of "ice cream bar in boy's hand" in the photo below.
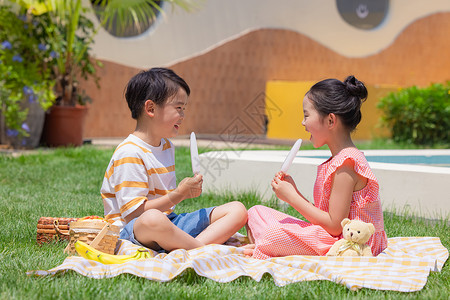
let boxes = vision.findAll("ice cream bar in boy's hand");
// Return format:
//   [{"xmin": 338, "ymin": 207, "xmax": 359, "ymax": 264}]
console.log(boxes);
[
  {"xmin": 190, "ymin": 132, "xmax": 201, "ymax": 175},
  {"xmin": 280, "ymin": 139, "xmax": 302, "ymax": 174}
]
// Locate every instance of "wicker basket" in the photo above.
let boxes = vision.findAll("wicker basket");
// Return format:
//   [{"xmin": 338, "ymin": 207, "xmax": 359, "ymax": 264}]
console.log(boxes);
[
  {"xmin": 36, "ymin": 217, "xmax": 78, "ymax": 244},
  {"xmin": 64, "ymin": 219, "xmax": 120, "ymax": 255}
]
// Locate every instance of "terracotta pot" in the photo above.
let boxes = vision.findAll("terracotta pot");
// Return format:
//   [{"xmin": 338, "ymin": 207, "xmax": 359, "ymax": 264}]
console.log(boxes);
[{"xmin": 42, "ymin": 105, "xmax": 88, "ymax": 147}]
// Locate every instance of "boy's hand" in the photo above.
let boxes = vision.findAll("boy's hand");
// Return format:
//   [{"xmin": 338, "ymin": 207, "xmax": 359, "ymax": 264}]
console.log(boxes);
[{"xmin": 177, "ymin": 174, "xmax": 203, "ymax": 200}]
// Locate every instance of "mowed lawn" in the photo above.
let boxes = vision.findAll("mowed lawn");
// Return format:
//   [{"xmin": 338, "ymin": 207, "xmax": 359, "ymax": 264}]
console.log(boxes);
[{"xmin": 0, "ymin": 145, "xmax": 448, "ymax": 300}]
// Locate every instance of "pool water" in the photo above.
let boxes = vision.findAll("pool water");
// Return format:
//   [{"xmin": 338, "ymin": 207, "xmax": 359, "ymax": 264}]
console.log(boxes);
[{"xmin": 301, "ymin": 155, "xmax": 450, "ymax": 167}]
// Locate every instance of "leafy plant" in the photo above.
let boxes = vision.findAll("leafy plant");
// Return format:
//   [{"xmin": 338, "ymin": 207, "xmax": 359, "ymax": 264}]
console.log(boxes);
[
  {"xmin": 9, "ymin": 0, "xmax": 102, "ymax": 106},
  {"xmin": 1, "ymin": 0, "xmax": 197, "ymax": 147},
  {"xmin": 0, "ymin": 5, "xmax": 56, "ymax": 140},
  {"xmin": 13, "ymin": 0, "xmax": 198, "ymax": 107},
  {"xmin": 377, "ymin": 82, "xmax": 450, "ymax": 146},
  {"xmin": 93, "ymin": 0, "xmax": 196, "ymax": 38}
]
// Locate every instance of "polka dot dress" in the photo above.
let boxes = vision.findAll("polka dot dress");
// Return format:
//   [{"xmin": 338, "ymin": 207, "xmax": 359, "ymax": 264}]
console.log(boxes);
[{"xmin": 248, "ymin": 147, "xmax": 388, "ymax": 260}]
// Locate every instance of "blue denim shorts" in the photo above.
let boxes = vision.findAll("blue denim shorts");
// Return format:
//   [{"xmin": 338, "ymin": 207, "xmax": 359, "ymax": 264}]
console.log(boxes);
[{"xmin": 119, "ymin": 206, "xmax": 215, "ymax": 249}]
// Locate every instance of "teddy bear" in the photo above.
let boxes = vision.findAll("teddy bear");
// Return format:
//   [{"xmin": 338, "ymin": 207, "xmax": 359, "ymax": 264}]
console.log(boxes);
[{"xmin": 326, "ymin": 218, "xmax": 375, "ymax": 257}]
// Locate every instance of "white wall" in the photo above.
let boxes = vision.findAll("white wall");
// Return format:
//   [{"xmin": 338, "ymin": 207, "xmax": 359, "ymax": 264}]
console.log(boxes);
[
  {"xmin": 200, "ymin": 150, "xmax": 450, "ymax": 219},
  {"xmin": 88, "ymin": 0, "xmax": 450, "ymax": 68}
]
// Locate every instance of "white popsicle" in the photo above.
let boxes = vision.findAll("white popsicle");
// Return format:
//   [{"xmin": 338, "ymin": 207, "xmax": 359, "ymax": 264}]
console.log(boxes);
[
  {"xmin": 190, "ymin": 132, "xmax": 201, "ymax": 175},
  {"xmin": 280, "ymin": 139, "xmax": 302, "ymax": 173}
]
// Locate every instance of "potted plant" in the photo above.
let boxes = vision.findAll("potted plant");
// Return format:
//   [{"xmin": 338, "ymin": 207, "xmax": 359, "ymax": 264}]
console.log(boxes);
[
  {"xmin": 17, "ymin": 0, "xmax": 101, "ymax": 147},
  {"xmin": 8, "ymin": 0, "xmax": 197, "ymax": 147},
  {"xmin": 0, "ymin": 5, "xmax": 56, "ymax": 149}
]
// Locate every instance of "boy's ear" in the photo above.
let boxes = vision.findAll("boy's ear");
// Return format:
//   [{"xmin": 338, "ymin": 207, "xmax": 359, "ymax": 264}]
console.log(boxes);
[{"xmin": 144, "ymin": 100, "xmax": 156, "ymax": 117}]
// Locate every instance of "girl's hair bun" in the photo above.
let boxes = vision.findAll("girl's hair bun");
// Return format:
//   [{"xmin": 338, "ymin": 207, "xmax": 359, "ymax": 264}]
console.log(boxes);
[
  {"xmin": 344, "ymin": 75, "xmax": 368, "ymax": 102},
  {"xmin": 306, "ymin": 75, "xmax": 369, "ymax": 131}
]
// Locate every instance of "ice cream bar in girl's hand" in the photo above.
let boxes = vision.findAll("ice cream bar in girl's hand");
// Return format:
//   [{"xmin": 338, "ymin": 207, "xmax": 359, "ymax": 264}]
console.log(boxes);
[
  {"xmin": 190, "ymin": 132, "xmax": 201, "ymax": 175},
  {"xmin": 280, "ymin": 139, "xmax": 302, "ymax": 176}
]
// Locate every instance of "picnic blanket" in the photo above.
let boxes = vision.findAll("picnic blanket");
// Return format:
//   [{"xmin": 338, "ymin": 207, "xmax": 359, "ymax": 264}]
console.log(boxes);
[{"xmin": 28, "ymin": 237, "xmax": 448, "ymax": 292}]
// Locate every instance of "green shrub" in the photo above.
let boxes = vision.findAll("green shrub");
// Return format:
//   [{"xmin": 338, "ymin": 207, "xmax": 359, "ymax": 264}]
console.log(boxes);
[{"xmin": 377, "ymin": 82, "xmax": 450, "ymax": 146}]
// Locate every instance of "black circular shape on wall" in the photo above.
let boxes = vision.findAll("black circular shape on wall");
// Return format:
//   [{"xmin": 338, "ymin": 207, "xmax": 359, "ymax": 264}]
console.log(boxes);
[{"xmin": 336, "ymin": 0, "xmax": 389, "ymax": 30}]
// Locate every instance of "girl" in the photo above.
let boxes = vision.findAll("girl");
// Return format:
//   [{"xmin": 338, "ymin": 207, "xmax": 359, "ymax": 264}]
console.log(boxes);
[{"xmin": 246, "ymin": 75, "xmax": 387, "ymax": 259}]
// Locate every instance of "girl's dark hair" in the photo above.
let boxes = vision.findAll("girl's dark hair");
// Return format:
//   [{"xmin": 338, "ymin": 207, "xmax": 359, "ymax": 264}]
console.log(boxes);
[
  {"xmin": 125, "ymin": 68, "xmax": 190, "ymax": 119},
  {"xmin": 306, "ymin": 75, "xmax": 368, "ymax": 131}
]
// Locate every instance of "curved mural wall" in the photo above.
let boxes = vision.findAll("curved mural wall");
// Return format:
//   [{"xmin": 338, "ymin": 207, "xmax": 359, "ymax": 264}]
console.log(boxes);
[{"xmin": 81, "ymin": 0, "xmax": 450, "ymax": 139}]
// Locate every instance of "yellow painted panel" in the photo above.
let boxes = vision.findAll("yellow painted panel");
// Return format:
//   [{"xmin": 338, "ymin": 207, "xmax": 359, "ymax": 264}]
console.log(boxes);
[
  {"xmin": 265, "ymin": 81, "xmax": 315, "ymax": 140},
  {"xmin": 265, "ymin": 81, "xmax": 399, "ymax": 141}
]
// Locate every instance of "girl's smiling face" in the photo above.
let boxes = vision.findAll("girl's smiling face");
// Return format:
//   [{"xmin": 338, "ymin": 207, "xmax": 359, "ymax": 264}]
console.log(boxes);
[{"xmin": 301, "ymin": 95, "xmax": 329, "ymax": 148}]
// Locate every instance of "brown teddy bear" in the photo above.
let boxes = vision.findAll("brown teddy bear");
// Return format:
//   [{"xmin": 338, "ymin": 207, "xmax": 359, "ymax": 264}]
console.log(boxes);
[{"xmin": 326, "ymin": 218, "xmax": 375, "ymax": 257}]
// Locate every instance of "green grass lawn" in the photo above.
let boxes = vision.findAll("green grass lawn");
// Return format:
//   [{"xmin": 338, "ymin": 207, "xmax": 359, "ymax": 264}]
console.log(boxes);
[{"xmin": 0, "ymin": 145, "xmax": 448, "ymax": 299}]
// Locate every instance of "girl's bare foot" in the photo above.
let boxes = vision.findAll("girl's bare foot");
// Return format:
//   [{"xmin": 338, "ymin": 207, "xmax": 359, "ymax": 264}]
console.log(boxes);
[{"xmin": 240, "ymin": 243, "xmax": 255, "ymax": 257}]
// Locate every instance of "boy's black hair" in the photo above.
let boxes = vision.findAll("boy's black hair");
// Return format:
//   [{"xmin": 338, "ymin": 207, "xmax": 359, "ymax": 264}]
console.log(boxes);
[{"xmin": 125, "ymin": 68, "xmax": 190, "ymax": 119}]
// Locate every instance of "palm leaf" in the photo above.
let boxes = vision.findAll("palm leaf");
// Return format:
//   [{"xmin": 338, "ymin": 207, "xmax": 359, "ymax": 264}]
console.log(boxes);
[{"xmin": 93, "ymin": 0, "xmax": 199, "ymax": 36}]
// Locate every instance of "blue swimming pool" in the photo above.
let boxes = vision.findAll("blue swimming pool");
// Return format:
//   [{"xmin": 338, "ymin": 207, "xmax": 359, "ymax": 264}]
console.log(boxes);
[{"xmin": 301, "ymin": 155, "xmax": 450, "ymax": 167}]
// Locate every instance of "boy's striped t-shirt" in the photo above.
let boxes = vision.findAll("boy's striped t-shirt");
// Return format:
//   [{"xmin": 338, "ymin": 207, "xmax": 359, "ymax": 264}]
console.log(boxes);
[{"xmin": 101, "ymin": 134, "xmax": 176, "ymax": 231}]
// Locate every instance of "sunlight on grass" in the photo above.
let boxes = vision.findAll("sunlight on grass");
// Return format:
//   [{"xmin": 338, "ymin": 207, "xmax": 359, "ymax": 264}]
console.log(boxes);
[{"xmin": 0, "ymin": 145, "xmax": 448, "ymax": 299}]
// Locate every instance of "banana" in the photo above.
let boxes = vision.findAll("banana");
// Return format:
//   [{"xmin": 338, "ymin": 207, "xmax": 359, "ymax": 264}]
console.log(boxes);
[{"xmin": 74, "ymin": 240, "xmax": 153, "ymax": 264}]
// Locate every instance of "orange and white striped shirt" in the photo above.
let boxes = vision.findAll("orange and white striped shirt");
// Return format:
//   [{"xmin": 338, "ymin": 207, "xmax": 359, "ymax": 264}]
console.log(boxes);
[{"xmin": 101, "ymin": 134, "xmax": 176, "ymax": 231}]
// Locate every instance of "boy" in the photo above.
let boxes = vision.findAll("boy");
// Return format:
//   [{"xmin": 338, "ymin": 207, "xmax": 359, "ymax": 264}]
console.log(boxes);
[{"xmin": 101, "ymin": 68, "xmax": 248, "ymax": 252}]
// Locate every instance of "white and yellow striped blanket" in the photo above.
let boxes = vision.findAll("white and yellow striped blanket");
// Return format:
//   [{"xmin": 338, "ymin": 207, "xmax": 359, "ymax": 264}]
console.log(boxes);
[{"xmin": 29, "ymin": 237, "xmax": 448, "ymax": 292}]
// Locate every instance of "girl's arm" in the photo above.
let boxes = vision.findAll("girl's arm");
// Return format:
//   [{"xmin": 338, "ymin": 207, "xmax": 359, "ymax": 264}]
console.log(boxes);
[{"xmin": 272, "ymin": 160, "xmax": 357, "ymax": 236}]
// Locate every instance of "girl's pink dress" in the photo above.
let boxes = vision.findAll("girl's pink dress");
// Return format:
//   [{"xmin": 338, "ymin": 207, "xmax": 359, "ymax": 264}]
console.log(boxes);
[{"xmin": 247, "ymin": 147, "xmax": 388, "ymax": 259}]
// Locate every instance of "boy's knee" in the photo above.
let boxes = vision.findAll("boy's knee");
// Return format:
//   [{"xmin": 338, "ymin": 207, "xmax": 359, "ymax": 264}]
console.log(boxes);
[
  {"xmin": 229, "ymin": 201, "xmax": 247, "ymax": 218},
  {"xmin": 227, "ymin": 201, "xmax": 248, "ymax": 223},
  {"xmin": 138, "ymin": 209, "xmax": 170, "ymax": 231}
]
